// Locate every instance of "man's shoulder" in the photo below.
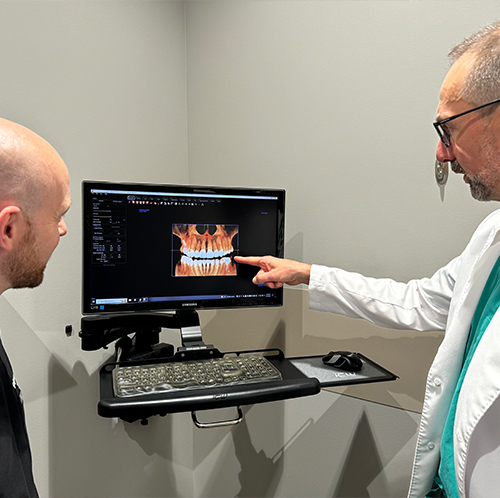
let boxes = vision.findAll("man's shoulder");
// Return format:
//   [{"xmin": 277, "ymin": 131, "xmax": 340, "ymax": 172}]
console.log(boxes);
[
  {"xmin": 475, "ymin": 208, "xmax": 500, "ymax": 231},
  {"xmin": 462, "ymin": 209, "xmax": 500, "ymax": 253},
  {"xmin": 0, "ymin": 338, "xmax": 15, "ymax": 381}
]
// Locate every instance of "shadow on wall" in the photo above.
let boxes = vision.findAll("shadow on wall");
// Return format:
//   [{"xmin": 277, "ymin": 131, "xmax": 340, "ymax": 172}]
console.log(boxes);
[
  {"xmin": 48, "ymin": 358, "xmax": 184, "ymax": 498},
  {"xmin": 234, "ymin": 413, "xmax": 315, "ymax": 498},
  {"xmin": 334, "ymin": 410, "xmax": 386, "ymax": 498},
  {"xmin": 228, "ymin": 396, "xmax": 417, "ymax": 498},
  {"xmin": 191, "ymin": 396, "xmax": 288, "ymax": 497},
  {"xmin": 189, "ymin": 368, "xmax": 418, "ymax": 498},
  {"xmin": 233, "ymin": 415, "xmax": 286, "ymax": 498}
]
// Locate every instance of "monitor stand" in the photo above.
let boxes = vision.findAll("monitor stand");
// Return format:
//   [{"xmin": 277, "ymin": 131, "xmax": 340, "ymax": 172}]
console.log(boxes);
[{"xmin": 79, "ymin": 310, "xmax": 220, "ymax": 362}]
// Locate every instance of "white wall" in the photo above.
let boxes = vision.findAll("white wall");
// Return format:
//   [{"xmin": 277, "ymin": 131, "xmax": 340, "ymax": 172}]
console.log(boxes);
[{"xmin": 0, "ymin": 1, "xmax": 500, "ymax": 497}]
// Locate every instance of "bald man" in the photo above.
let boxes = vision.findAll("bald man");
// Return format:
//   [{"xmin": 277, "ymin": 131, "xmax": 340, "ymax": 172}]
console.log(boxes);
[{"xmin": 0, "ymin": 118, "xmax": 70, "ymax": 497}]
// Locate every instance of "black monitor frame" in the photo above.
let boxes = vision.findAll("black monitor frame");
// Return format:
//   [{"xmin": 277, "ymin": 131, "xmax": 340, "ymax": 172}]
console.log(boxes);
[{"xmin": 82, "ymin": 180, "xmax": 285, "ymax": 317}]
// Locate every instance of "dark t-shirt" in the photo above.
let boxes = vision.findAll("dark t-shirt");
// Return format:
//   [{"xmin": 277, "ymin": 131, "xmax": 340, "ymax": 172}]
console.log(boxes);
[{"xmin": 0, "ymin": 337, "xmax": 39, "ymax": 498}]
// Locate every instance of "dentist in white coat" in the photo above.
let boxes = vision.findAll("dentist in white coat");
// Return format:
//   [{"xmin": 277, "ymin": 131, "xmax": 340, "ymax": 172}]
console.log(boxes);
[{"xmin": 236, "ymin": 20, "xmax": 500, "ymax": 498}]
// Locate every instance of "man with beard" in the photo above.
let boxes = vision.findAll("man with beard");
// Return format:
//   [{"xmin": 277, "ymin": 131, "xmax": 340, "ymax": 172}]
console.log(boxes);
[
  {"xmin": 0, "ymin": 118, "xmax": 71, "ymax": 497},
  {"xmin": 236, "ymin": 20, "xmax": 500, "ymax": 498}
]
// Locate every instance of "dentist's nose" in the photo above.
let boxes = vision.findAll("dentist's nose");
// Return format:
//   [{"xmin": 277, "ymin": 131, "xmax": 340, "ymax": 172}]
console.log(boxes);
[{"xmin": 436, "ymin": 140, "xmax": 456, "ymax": 163}]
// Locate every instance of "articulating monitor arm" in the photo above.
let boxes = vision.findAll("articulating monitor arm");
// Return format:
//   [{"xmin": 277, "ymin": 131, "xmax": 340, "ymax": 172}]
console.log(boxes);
[{"xmin": 79, "ymin": 310, "xmax": 217, "ymax": 362}]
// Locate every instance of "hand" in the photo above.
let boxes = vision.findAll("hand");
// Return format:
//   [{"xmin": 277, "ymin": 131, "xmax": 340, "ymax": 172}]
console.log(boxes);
[{"xmin": 234, "ymin": 255, "xmax": 311, "ymax": 288}]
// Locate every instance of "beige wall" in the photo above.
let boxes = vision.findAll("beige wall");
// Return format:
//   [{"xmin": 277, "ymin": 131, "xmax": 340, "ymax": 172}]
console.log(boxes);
[
  {"xmin": 0, "ymin": 1, "xmax": 191, "ymax": 496},
  {"xmin": 0, "ymin": 1, "xmax": 499, "ymax": 497},
  {"xmin": 187, "ymin": 3, "xmax": 498, "ymax": 494}
]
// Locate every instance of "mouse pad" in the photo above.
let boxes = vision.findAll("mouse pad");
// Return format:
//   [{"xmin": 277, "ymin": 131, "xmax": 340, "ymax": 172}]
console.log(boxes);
[{"xmin": 288, "ymin": 353, "xmax": 397, "ymax": 387}]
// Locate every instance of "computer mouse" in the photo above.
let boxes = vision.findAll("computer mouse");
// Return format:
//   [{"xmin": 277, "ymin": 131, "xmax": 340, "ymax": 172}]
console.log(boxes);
[{"xmin": 322, "ymin": 351, "xmax": 363, "ymax": 372}]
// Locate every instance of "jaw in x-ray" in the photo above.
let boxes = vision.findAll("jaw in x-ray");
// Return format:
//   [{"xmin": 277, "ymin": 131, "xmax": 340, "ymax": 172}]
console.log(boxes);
[{"xmin": 173, "ymin": 224, "xmax": 239, "ymax": 277}]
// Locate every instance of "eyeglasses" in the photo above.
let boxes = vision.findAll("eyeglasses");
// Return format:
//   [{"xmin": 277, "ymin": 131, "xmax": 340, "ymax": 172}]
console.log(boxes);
[{"xmin": 433, "ymin": 97, "xmax": 500, "ymax": 147}]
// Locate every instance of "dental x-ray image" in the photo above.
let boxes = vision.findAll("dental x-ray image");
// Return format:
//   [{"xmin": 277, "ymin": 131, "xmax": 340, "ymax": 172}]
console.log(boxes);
[{"xmin": 172, "ymin": 224, "xmax": 239, "ymax": 277}]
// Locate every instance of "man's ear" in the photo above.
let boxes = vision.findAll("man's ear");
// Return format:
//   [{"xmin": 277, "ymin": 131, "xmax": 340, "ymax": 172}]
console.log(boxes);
[{"xmin": 0, "ymin": 205, "xmax": 23, "ymax": 252}]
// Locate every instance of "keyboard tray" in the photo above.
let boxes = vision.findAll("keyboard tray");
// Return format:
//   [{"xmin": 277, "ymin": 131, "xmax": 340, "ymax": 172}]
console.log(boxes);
[{"xmin": 97, "ymin": 350, "xmax": 397, "ymax": 423}]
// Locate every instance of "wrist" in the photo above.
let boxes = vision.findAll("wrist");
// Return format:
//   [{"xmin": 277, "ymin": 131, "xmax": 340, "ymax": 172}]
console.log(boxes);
[{"xmin": 298, "ymin": 263, "xmax": 312, "ymax": 285}]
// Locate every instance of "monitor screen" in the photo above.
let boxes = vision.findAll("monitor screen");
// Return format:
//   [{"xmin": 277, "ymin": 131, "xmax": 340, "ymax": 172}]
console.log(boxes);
[{"xmin": 82, "ymin": 180, "xmax": 285, "ymax": 315}]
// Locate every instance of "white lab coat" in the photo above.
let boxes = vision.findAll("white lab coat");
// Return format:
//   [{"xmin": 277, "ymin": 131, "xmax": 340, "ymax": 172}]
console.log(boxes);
[{"xmin": 308, "ymin": 209, "xmax": 500, "ymax": 498}]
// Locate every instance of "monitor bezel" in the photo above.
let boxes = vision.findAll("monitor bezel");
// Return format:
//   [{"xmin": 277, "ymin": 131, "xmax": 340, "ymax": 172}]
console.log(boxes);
[{"xmin": 82, "ymin": 180, "xmax": 285, "ymax": 315}]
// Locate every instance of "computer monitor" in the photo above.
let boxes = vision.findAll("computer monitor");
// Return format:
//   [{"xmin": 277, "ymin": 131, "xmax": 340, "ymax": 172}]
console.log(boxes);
[{"xmin": 82, "ymin": 180, "xmax": 285, "ymax": 316}]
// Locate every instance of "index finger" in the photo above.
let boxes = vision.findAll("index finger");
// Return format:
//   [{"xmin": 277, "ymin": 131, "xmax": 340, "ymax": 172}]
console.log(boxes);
[{"xmin": 234, "ymin": 256, "xmax": 264, "ymax": 268}]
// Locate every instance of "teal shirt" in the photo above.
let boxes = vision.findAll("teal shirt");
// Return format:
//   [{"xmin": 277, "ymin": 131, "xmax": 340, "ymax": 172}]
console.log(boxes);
[{"xmin": 437, "ymin": 255, "xmax": 500, "ymax": 498}]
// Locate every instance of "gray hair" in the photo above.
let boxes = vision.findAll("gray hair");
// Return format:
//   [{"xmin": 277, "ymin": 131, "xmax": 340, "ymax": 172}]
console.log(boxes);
[{"xmin": 449, "ymin": 20, "xmax": 500, "ymax": 115}]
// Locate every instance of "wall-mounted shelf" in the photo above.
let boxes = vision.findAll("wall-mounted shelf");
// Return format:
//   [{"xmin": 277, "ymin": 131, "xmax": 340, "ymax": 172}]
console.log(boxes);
[
  {"xmin": 97, "ymin": 349, "xmax": 397, "ymax": 424},
  {"xmin": 79, "ymin": 311, "xmax": 397, "ymax": 426}
]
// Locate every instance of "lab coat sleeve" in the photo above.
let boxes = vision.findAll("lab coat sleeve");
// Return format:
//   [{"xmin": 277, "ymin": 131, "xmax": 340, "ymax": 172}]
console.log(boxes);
[{"xmin": 308, "ymin": 256, "xmax": 461, "ymax": 332}]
